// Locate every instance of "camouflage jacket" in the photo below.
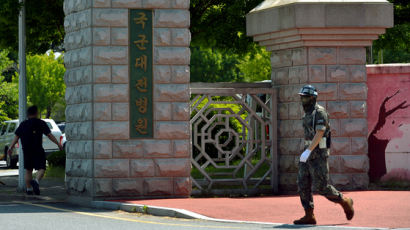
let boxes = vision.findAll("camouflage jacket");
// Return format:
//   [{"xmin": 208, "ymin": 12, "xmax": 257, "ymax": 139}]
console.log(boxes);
[{"xmin": 302, "ymin": 103, "xmax": 331, "ymax": 152}]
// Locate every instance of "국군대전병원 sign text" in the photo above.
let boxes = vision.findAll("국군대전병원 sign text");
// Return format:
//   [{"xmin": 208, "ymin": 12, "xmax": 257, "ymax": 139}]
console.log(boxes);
[{"xmin": 129, "ymin": 9, "xmax": 153, "ymax": 138}]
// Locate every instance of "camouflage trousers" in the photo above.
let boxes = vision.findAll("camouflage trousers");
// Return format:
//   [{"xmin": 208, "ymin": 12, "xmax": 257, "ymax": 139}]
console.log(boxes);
[{"xmin": 297, "ymin": 149, "xmax": 343, "ymax": 210}]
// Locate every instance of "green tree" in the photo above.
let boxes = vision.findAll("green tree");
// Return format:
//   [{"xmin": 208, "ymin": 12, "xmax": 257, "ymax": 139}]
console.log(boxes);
[
  {"xmin": 190, "ymin": 45, "xmax": 271, "ymax": 83},
  {"xmin": 189, "ymin": 0, "xmax": 273, "ymax": 83},
  {"xmin": 190, "ymin": 46, "xmax": 243, "ymax": 83},
  {"xmin": 237, "ymin": 46, "xmax": 271, "ymax": 82},
  {"xmin": 0, "ymin": 49, "xmax": 16, "ymax": 82},
  {"xmin": 0, "ymin": 0, "xmax": 64, "ymax": 55},
  {"xmin": 0, "ymin": 76, "xmax": 19, "ymax": 121},
  {"xmin": 0, "ymin": 50, "xmax": 18, "ymax": 121},
  {"xmin": 0, "ymin": 50, "xmax": 13, "ymax": 74},
  {"xmin": 0, "ymin": 0, "xmax": 264, "ymax": 55},
  {"xmin": 14, "ymin": 52, "xmax": 65, "ymax": 118},
  {"xmin": 190, "ymin": 0, "xmax": 264, "ymax": 54},
  {"xmin": 372, "ymin": 0, "xmax": 410, "ymax": 63}
]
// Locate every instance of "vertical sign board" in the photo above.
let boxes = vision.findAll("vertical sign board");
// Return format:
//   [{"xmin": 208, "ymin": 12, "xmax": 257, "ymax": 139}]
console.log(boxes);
[{"xmin": 129, "ymin": 9, "xmax": 154, "ymax": 138}]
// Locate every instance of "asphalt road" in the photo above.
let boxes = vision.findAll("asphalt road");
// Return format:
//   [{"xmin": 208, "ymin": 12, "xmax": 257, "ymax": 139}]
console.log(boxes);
[{"xmin": 0, "ymin": 201, "xmax": 380, "ymax": 230}]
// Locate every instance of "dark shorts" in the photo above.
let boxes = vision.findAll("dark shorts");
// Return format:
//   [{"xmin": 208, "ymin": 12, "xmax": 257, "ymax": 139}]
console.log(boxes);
[{"xmin": 23, "ymin": 151, "xmax": 46, "ymax": 170}]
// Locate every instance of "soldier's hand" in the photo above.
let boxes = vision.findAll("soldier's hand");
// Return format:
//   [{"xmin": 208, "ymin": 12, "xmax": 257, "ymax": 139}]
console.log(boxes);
[{"xmin": 300, "ymin": 149, "xmax": 311, "ymax": 163}]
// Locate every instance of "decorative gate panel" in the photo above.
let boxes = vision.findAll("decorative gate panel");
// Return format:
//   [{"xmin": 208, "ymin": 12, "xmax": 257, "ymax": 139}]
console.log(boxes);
[{"xmin": 190, "ymin": 83, "xmax": 278, "ymax": 195}]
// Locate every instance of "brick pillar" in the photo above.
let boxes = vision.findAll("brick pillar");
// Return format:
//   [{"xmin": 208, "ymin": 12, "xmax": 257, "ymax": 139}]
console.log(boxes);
[
  {"xmin": 64, "ymin": 0, "xmax": 191, "ymax": 200},
  {"xmin": 246, "ymin": 0, "xmax": 393, "ymax": 191}
]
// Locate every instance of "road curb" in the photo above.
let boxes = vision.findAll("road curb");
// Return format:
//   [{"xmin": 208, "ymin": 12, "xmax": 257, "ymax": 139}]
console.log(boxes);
[
  {"xmin": 89, "ymin": 201, "xmax": 388, "ymax": 230},
  {"xmin": 91, "ymin": 201, "xmax": 202, "ymax": 219}
]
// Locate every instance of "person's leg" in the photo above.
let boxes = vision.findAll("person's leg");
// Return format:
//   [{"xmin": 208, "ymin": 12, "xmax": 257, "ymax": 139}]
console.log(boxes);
[
  {"xmin": 311, "ymin": 155, "xmax": 343, "ymax": 202},
  {"xmin": 25, "ymin": 169, "xmax": 33, "ymax": 189},
  {"xmin": 31, "ymin": 153, "xmax": 46, "ymax": 195},
  {"xmin": 312, "ymin": 152, "xmax": 354, "ymax": 220},
  {"xmin": 24, "ymin": 152, "xmax": 35, "ymax": 190},
  {"xmin": 297, "ymin": 162, "xmax": 314, "ymax": 209},
  {"xmin": 36, "ymin": 169, "xmax": 45, "ymax": 182},
  {"xmin": 294, "ymin": 162, "xmax": 316, "ymax": 225}
]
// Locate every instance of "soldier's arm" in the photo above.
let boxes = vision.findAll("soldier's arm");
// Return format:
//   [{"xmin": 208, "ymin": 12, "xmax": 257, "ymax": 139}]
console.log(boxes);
[
  {"xmin": 307, "ymin": 109, "xmax": 327, "ymax": 151},
  {"xmin": 307, "ymin": 130, "xmax": 325, "ymax": 151}
]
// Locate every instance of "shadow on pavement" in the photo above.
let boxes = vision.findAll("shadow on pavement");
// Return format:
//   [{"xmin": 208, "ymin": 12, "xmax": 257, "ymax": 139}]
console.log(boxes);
[
  {"xmin": 272, "ymin": 224, "xmax": 316, "ymax": 229},
  {"xmin": 272, "ymin": 223, "xmax": 349, "ymax": 229},
  {"xmin": 0, "ymin": 201, "xmax": 111, "ymax": 214},
  {"xmin": 0, "ymin": 176, "xmax": 111, "ymax": 215}
]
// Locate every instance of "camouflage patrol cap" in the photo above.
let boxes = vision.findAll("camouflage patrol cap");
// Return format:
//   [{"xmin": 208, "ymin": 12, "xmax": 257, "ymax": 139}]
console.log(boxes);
[{"xmin": 298, "ymin": 85, "xmax": 318, "ymax": 97}]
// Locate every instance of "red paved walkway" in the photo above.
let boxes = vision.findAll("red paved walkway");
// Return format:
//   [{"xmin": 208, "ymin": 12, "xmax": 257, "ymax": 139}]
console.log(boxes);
[{"xmin": 115, "ymin": 191, "xmax": 410, "ymax": 229}]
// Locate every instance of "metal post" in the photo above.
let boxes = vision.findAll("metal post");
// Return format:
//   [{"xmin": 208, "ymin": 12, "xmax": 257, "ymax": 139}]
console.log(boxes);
[
  {"xmin": 271, "ymin": 89, "xmax": 278, "ymax": 194},
  {"xmin": 18, "ymin": 0, "xmax": 27, "ymax": 192},
  {"xmin": 370, "ymin": 45, "xmax": 373, "ymax": 64}
]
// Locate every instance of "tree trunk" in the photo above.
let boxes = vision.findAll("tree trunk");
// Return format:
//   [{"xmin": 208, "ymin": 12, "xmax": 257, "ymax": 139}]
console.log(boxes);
[{"xmin": 46, "ymin": 106, "xmax": 52, "ymax": 118}]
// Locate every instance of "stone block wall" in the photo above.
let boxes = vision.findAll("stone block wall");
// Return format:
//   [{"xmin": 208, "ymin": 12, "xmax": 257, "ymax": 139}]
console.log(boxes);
[
  {"xmin": 274, "ymin": 47, "xmax": 369, "ymax": 191},
  {"xmin": 63, "ymin": 0, "xmax": 191, "ymax": 199}
]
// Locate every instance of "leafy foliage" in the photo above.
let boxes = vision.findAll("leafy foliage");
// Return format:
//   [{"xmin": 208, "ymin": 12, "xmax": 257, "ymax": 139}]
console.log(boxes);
[
  {"xmin": 0, "ymin": 0, "xmax": 265, "ymax": 55},
  {"xmin": 390, "ymin": 0, "xmax": 410, "ymax": 25},
  {"xmin": 0, "ymin": 76, "xmax": 19, "ymax": 121},
  {"xmin": 372, "ymin": 0, "xmax": 410, "ymax": 63},
  {"xmin": 44, "ymin": 165, "xmax": 66, "ymax": 178},
  {"xmin": 0, "ymin": 50, "xmax": 18, "ymax": 122},
  {"xmin": 190, "ymin": 45, "xmax": 271, "ymax": 83},
  {"xmin": 0, "ymin": 50, "xmax": 13, "ymax": 74},
  {"xmin": 373, "ymin": 23, "xmax": 410, "ymax": 63},
  {"xmin": 14, "ymin": 52, "xmax": 66, "ymax": 118},
  {"xmin": 189, "ymin": 0, "xmax": 272, "ymax": 83},
  {"xmin": 237, "ymin": 46, "xmax": 271, "ymax": 82},
  {"xmin": 190, "ymin": 0, "xmax": 264, "ymax": 54},
  {"xmin": 0, "ymin": 0, "xmax": 65, "ymax": 55},
  {"xmin": 191, "ymin": 46, "xmax": 242, "ymax": 82},
  {"xmin": 0, "ymin": 0, "xmax": 407, "ymax": 84},
  {"xmin": 50, "ymin": 100, "xmax": 66, "ymax": 122},
  {"xmin": 46, "ymin": 150, "xmax": 66, "ymax": 167}
]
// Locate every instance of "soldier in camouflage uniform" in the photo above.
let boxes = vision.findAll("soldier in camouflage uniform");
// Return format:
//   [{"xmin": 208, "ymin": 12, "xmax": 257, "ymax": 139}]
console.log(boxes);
[{"xmin": 294, "ymin": 85, "xmax": 354, "ymax": 225}]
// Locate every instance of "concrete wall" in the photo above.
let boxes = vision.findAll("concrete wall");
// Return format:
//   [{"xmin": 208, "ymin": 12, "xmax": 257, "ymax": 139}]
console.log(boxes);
[
  {"xmin": 63, "ymin": 0, "xmax": 191, "ymax": 199},
  {"xmin": 367, "ymin": 64, "xmax": 410, "ymax": 182}
]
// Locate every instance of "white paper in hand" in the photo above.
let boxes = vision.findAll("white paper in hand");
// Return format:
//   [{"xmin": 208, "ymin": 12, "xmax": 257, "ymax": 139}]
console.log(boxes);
[{"xmin": 300, "ymin": 149, "xmax": 312, "ymax": 163}]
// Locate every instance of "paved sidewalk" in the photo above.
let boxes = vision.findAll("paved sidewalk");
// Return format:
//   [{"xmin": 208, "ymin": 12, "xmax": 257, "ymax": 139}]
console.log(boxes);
[
  {"xmin": 2, "ymin": 172, "xmax": 409, "ymax": 229},
  {"xmin": 0, "ymin": 176, "xmax": 67, "ymax": 202},
  {"xmin": 114, "ymin": 191, "xmax": 410, "ymax": 229}
]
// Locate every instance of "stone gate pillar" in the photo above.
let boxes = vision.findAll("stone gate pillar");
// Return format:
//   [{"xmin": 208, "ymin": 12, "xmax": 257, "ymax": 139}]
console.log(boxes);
[
  {"xmin": 63, "ymin": 0, "xmax": 191, "ymax": 200},
  {"xmin": 246, "ymin": 0, "xmax": 393, "ymax": 191}
]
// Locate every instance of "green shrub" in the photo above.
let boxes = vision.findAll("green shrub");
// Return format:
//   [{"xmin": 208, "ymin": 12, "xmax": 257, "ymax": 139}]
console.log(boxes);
[
  {"xmin": 47, "ymin": 150, "xmax": 66, "ymax": 167},
  {"xmin": 44, "ymin": 166, "xmax": 65, "ymax": 178}
]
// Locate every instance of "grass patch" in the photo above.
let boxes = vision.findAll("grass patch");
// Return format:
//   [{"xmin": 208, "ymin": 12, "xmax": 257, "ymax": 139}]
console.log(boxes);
[
  {"xmin": 44, "ymin": 166, "xmax": 65, "ymax": 178},
  {"xmin": 47, "ymin": 150, "xmax": 66, "ymax": 167}
]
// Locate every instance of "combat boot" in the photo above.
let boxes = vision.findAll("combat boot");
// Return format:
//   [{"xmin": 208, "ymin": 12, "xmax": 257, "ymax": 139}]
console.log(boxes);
[
  {"xmin": 293, "ymin": 208, "xmax": 317, "ymax": 225},
  {"xmin": 338, "ymin": 197, "xmax": 354, "ymax": 220}
]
